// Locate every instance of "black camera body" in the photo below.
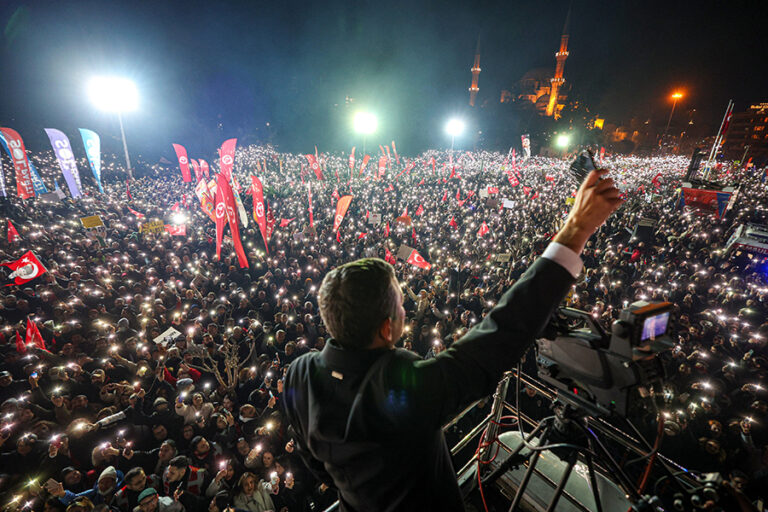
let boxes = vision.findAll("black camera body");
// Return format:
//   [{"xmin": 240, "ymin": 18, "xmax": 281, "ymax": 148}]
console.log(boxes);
[{"xmin": 536, "ymin": 301, "xmax": 674, "ymax": 417}]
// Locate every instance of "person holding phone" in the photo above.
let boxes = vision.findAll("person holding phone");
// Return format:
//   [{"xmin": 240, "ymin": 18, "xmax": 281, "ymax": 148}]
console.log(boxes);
[{"xmin": 282, "ymin": 170, "xmax": 622, "ymax": 511}]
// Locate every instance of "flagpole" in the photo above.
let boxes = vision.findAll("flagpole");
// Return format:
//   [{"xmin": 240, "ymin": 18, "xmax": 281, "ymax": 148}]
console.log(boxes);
[{"xmin": 702, "ymin": 100, "xmax": 733, "ymax": 182}]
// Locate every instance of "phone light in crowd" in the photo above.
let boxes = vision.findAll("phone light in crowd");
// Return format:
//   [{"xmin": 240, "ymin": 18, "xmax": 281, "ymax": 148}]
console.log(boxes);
[
  {"xmin": 556, "ymin": 133, "xmax": 570, "ymax": 148},
  {"xmin": 265, "ymin": 422, "xmax": 273, "ymax": 430}
]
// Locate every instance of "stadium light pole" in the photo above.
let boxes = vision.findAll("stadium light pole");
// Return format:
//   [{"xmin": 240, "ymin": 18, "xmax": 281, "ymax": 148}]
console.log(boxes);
[
  {"xmin": 353, "ymin": 112, "xmax": 377, "ymax": 154},
  {"xmin": 88, "ymin": 76, "xmax": 138, "ymax": 180},
  {"xmin": 445, "ymin": 118, "xmax": 465, "ymax": 151},
  {"xmin": 662, "ymin": 92, "xmax": 684, "ymax": 149}
]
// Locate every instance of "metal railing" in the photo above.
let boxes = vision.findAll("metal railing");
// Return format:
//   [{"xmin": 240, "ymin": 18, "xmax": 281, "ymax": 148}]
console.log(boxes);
[{"xmin": 323, "ymin": 370, "xmax": 697, "ymax": 512}]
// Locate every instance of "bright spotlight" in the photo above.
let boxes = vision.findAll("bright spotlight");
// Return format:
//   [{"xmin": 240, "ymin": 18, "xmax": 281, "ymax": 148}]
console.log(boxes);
[
  {"xmin": 353, "ymin": 112, "xmax": 378, "ymax": 135},
  {"xmin": 556, "ymin": 134, "xmax": 570, "ymax": 148},
  {"xmin": 88, "ymin": 77, "xmax": 138, "ymax": 112},
  {"xmin": 445, "ymin": 119, "xmax": 465, "ymax": 137},
  {"xmin": 171, "ymin": 212, "xmax": 187, "ymax": 225}
]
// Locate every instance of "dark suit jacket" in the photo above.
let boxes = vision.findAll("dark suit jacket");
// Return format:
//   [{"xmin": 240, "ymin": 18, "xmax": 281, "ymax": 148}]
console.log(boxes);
[{"xmin": 282, "ymin": 257, "xmax": 574, "ymax": 511}]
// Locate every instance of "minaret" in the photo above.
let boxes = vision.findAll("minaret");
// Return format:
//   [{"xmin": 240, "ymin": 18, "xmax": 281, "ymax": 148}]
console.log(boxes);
[
  {"xmin": 545, "ymin": 7, "xmax": 571, "ymax": 118},
  {"xmin": 468, "ymin": 36, "xmax": 481, "ymax": 107}
]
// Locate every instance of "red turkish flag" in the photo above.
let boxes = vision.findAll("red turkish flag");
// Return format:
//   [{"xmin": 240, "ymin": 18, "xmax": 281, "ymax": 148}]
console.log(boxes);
[
  {"xmin": 280, "ymin": 218, "xmax": 295, "ymax": 228},
  {"xmin": 1, "ymin": 250, "xmax": 47, "ymax": 286},
  {"xmin": 251, "ymin": 176, "xmax": 269, "ymax": 253},
  {"xmin": 384, "ymin": 184, "xmax": 394, "ymax": 192},
  {"xmin": 384, "ymin": 247, "xmax": 396, "ymax": 265},
  {"xmin": 127, "ymin": 206, "xmax": 144, "ymax": 219},
  {"xmin": 349, "ymin": 147, "xmax": 356, "ymax": 171},
  {"xmin": 333, "ymin": 195, "xmax": 353, "ymax": 232},
  {"xmin": 219, "ymin": 138, "xmax": 237, "ymax": 181},
  {"xmin": 415, "ymin": 205, "xmax": 424, "ymax": 216},
  {"xmin": 487, "ymin": 187, "xmax": 499, "ymax": 194},
  {"xmin": 7, "ymin": 221, "xmax": 20, "ymax": 244},
  {"xmin": 442, "ymin": 191, "xmax": 448, "ymax": 202},
  {"xmin": 523, "ymin": 186, "xmax": 531, "ymax": 196},
  {"xmin": 477, "ymin": 222, "xmax": 490, "ymax": 237},
  {"xmin": 165, "ymin": 224, "xmax": 187, "ymax": 236},
  {"xmin": 418, "ymin": 178, "xmax": 425, "ymax": 186},
  {"xmin": 449, "ymin": 216, "xmax": 457, "ymax": 229},
  {"xmin": 25, "ymin": 318, "xmax": 47, "ymax": 351},
  {"xmin": 456, "ymin": 189, "xmax": 461, "ymax": 200},
  {"xmin": 332, "ymin": 187, "xmax": 340, "ymax": 201},
  {"xmin": 306, "ymin": 154, "xmax": 324, "ymax": 180},
  {"xmin": 200, "ymin": 159, "xmax": 210, "ymax": 178},
  {"xmin": 357, "ymin": 232, "xmax": 367, "ymax": 240},
  {"xmin": 384, "ymin": 222, "xmax": 390, "ymax": 237},
  {"xmin": 407, "ymin": 249, "xmax": 431, "ymax": 270},
  {"xmin": 172, "ymin": 143, "xmax": 192, "ymax": 182},
  {"xmin": 15, "ymin": 331, "xmax": 26, "ymax": 354}
]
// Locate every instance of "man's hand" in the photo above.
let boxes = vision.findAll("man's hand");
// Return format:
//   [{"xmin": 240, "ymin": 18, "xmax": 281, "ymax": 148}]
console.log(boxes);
[
  {"xmin": 554, "ymin": 169, "xmax": 622, "ymax": 255},
  {"xmin": 44, "ymin": 479, "xmax": 65, "ymax": 497}
]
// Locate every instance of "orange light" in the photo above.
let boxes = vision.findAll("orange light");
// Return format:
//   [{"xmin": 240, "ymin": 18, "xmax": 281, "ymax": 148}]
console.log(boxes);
[{"xmin": 671, "ymin": 92, "xmax": 683, "ymax": 100}]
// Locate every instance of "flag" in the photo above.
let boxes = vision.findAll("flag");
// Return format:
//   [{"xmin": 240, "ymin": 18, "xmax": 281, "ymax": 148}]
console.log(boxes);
[
  {"xmin": 384, "ymin": 222, "xmax": 390, "ymax": 237},
  {"xmin": 127, "ymin": 206, "xmax": 145, "ymax": 219},
  {"xmin": 449, "ymin": 167, "xmax": 457, "ymax": 179},
  {"xmin": 44, "ymin": 129, "xmax": 82, "ymax": 198},
  {"xmin": 0, "ymin": 144, "xmax": 6, "ymax": 197},
  {"xmin": 456, "ymin": 189, "xmax": 461, "ymax": 201},
  {"xmin": 407, "ymin": 249, "xmax": 431, "ymax": 270},
  {"xmin": 307, "ymin": 183, "xmax": 314, "ymax": 227},
  {"xmin": 8, "ymin": 221, "xmax": 20, "ymax": 243},
  {"xmin": 26, "ymin": 318, "xmax": 47, "ymax": 351},
  {"xmin": 79, "ymin": 129, "xmax": 103, "ymax": 193},
  {"xmin": 523, "ymin": 186, "xmax": 531, "ymax": 196},
  {"xmin": 165, "ymin": 224, "xmax": 187, "ymax": 236},
  {"xmin": 477, "ymin": 222, "xmax": 490, "ymax": 237},
  {"xmin": 652, "ymin": 173, "xmax": 662, "ymax": 190},
  {"xmin": 251, "ymin": 176, "xmax": 269, "ymax": 253},
  {"xmin": 429, "ymin": 157, "xmax": 436, "ymax": 174},
  {"xmin": 384, "ymin": 184, "xmax": 394, "ymax": 192},
  {"xmin": 230, "ymin": 174, "xmax": 248, "ymax": 227},
  {"xmin": 15, "ymin": 331, "xmax": 26, "ymax": 354},
  {"xmin": 599, "ymin": 147, "xmax": 605, "ymax": 163},
  {"xmin": 377, "ymin": 156, "xmax": 387, "ymax": 179},
  {"xmin": 1, "ymin": 250, "xmax": 47, "ymax": 286},
  {"xmin": 411, "ymin": 227, "xmax": 417, "ymax": 243},
  {"xmin": 359, "ymin": 155, "xmax": 370, "ymax": 176},
  {"xmin": 392, "ymin": 140, "xmax": 400, "ymax": 165},
  {"xmin": 333, "ymin": 195, "xmax": 353, "ymax": 232},
  {"xmin": 200, "ymin": 159, "xmax": 210, "ymax": 178},
  {"xmin": 357, "ymin": 232, "xmax": 367, "ymax": 240},
  {"xmin": 306, "ymin": 154, "xmax": 324, "ymax": 180},
  {"xmin": 172, "ymin": 144, "xmax": 192, "ymax": 182},
  {"xmin": 332, "ymin": 187, "xmax": 340, "ymax": 200},
  {"xmin": 449, "ymin": 216, "xmax": 457, "ymax": 229},
  {"xmin": 384, "ymin": 247, "xmax": 396, "ymax": 265},
  {"xmin": 216, "ymin": 172, "xmax": 248, "ymax": 268},
  {"xmin": 442, "ymin": 191, "xmax": 448, "ymax": 202},
  {"xmin": 487, "ymin": 187, "xmax": 499, "ymax": 194},
  {"xmin": 219, "ymin": 139, "xmax": 237, "ymax": 181},
  {"xmin": 415, "ymin": 205, "xmax": 424, "ymax": 216},
  {"xmin": 0, "ymin": 128, "xmax": 35, "ymax": 199},
  {"xmin": 417, "ymin": 178, "xmax": 425, "ymax": 186},
  {"xmin": 280, "ymin": 218, "xmax": 295, "ymax": 228}
]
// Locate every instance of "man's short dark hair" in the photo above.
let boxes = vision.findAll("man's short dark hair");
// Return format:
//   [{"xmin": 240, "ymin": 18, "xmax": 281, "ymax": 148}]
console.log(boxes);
[
  {"xmin": 169, "ymin": 455, "xmax": 189, "ymax": 468},
  {"xmin": 318, "ymin": 258, "xmax": 399, "ymax": 350},
  {"xmin": 125, "ymin": 467, "xmax": 145, "ymax": 482}
]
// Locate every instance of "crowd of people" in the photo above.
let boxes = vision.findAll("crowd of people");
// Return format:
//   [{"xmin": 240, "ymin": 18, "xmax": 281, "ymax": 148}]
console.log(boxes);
[{"xmin": 1, "ymin": 141, "xmax": 767, "ymax": 511}]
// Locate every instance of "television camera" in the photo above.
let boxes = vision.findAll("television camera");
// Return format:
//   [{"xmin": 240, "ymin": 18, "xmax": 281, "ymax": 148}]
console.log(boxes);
[{"xmin": 536, "ymin": 300, "xmax": 674, "ymax": 418}]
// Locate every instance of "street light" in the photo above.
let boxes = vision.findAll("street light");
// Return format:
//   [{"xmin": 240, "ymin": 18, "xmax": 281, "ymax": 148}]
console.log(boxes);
[
  {"xmin": 88, "ymin": 76, "xmax": 138, "ymax": 179},
  {"xmin": 662, "ymin": 91, "xmax": 684, "ymax": 149},
  {"xmin": 445, "ymin": 118, "xmax": 465, "ymax": 151}
]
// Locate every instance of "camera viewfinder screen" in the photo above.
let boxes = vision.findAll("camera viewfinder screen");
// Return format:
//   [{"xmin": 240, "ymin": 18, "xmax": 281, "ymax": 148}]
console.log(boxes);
[{"xmin": 641, "ymin": 312, "xmax": 670, "ymax": 341}]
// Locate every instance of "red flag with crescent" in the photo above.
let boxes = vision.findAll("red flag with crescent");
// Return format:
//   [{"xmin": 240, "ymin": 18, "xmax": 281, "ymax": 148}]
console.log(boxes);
[
  {"xmin": 407, "ymin": 249, "xmax": 431, "ymax": 270},
  {"xmin": 200, "ymin": 160, "xmax": 210, "ymax": 178},
  {"xmin": 172, "ymin": 144, "xmax": 192, "ymax": 182},
  {"xmin": 378, "ymin": 156, "xmax": 387, "ymax": 179},
  {"xmin": 7, "ymin": 221, "xmax": 20, "ymax": 244},
  {"xmin": 216, "ymin": 172, "xmax": 248, "ymax": 268},
  {"xmin": 1, "ymin": 250, "xmax": 47, "ymax": 286},
  {"xmin": 477, "ymin": 222, "xmax": 490, "ymax": 237},
  {"xmin": 359, "ymin": 155, "xmax": 370, "ymax": 176},
  {"xmin": 26, "ymin": 318, "xmax": 47, "ymax": 351},
  {"xmin": 219, "ymin": 139, "xmax": 237, "ymax": 182},
  {"xmin": 333, "ymin": 195, "xmax": 353, "ymax": 232},
  {"xmin": 251, "ymin": 176, "xmax": 268, "ymax": 253},
  {"xmin": 306, "ymin": 154, "xmax": 324, "ymax": 180},
  {"xmin": 266, "ymin": 203, "xmax": 275, "ymax": 241}
]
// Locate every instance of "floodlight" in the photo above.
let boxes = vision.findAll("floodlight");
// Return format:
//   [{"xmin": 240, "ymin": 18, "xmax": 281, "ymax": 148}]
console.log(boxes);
[
  {"xmin": 556, "ymin": 134, "xmax": 570, "ymax": 148},
  {"xmin": 88, "ymin": 77, "xmax": 138, "ymax": 112},
  {"xmin": 353, "ymin": 112, "xmax": 378, "ymax": 135},
  {"xmin": 445, "ymin": 119, "xmax": 466, "ymax": 137}
]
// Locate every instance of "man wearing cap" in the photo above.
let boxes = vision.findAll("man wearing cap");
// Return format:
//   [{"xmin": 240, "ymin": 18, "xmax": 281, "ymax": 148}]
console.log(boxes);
[
  {"xmin": 135, "ymin": 488, "xmax": 183, "ymax": 512},
  {"xmin": 46, "ymin": 465, "xmax": 125, "ymax": 507}
]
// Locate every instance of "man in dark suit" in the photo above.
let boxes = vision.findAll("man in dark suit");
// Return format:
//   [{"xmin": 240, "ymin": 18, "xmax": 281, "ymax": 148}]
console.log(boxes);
[{"xmin": 282, "ymin": 169, "xmax": 622, "ymax": 511}]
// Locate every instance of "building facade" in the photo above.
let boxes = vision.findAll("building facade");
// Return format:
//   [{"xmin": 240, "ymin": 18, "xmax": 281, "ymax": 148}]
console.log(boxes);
[{"xmin": 722, "ymin": 103, "xmax": 768, "ymax": 163}]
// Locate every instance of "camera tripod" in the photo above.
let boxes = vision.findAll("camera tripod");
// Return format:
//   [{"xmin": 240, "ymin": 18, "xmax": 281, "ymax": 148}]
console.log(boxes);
[{"xmin": 480, "ymin": 396, "xmax": 660, "ymax": 512}]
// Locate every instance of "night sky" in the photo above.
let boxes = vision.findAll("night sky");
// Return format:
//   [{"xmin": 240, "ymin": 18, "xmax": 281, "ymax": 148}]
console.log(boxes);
[{"xmin": 0, "ymin": 0, "xmax": 766, "ymax": 161}]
